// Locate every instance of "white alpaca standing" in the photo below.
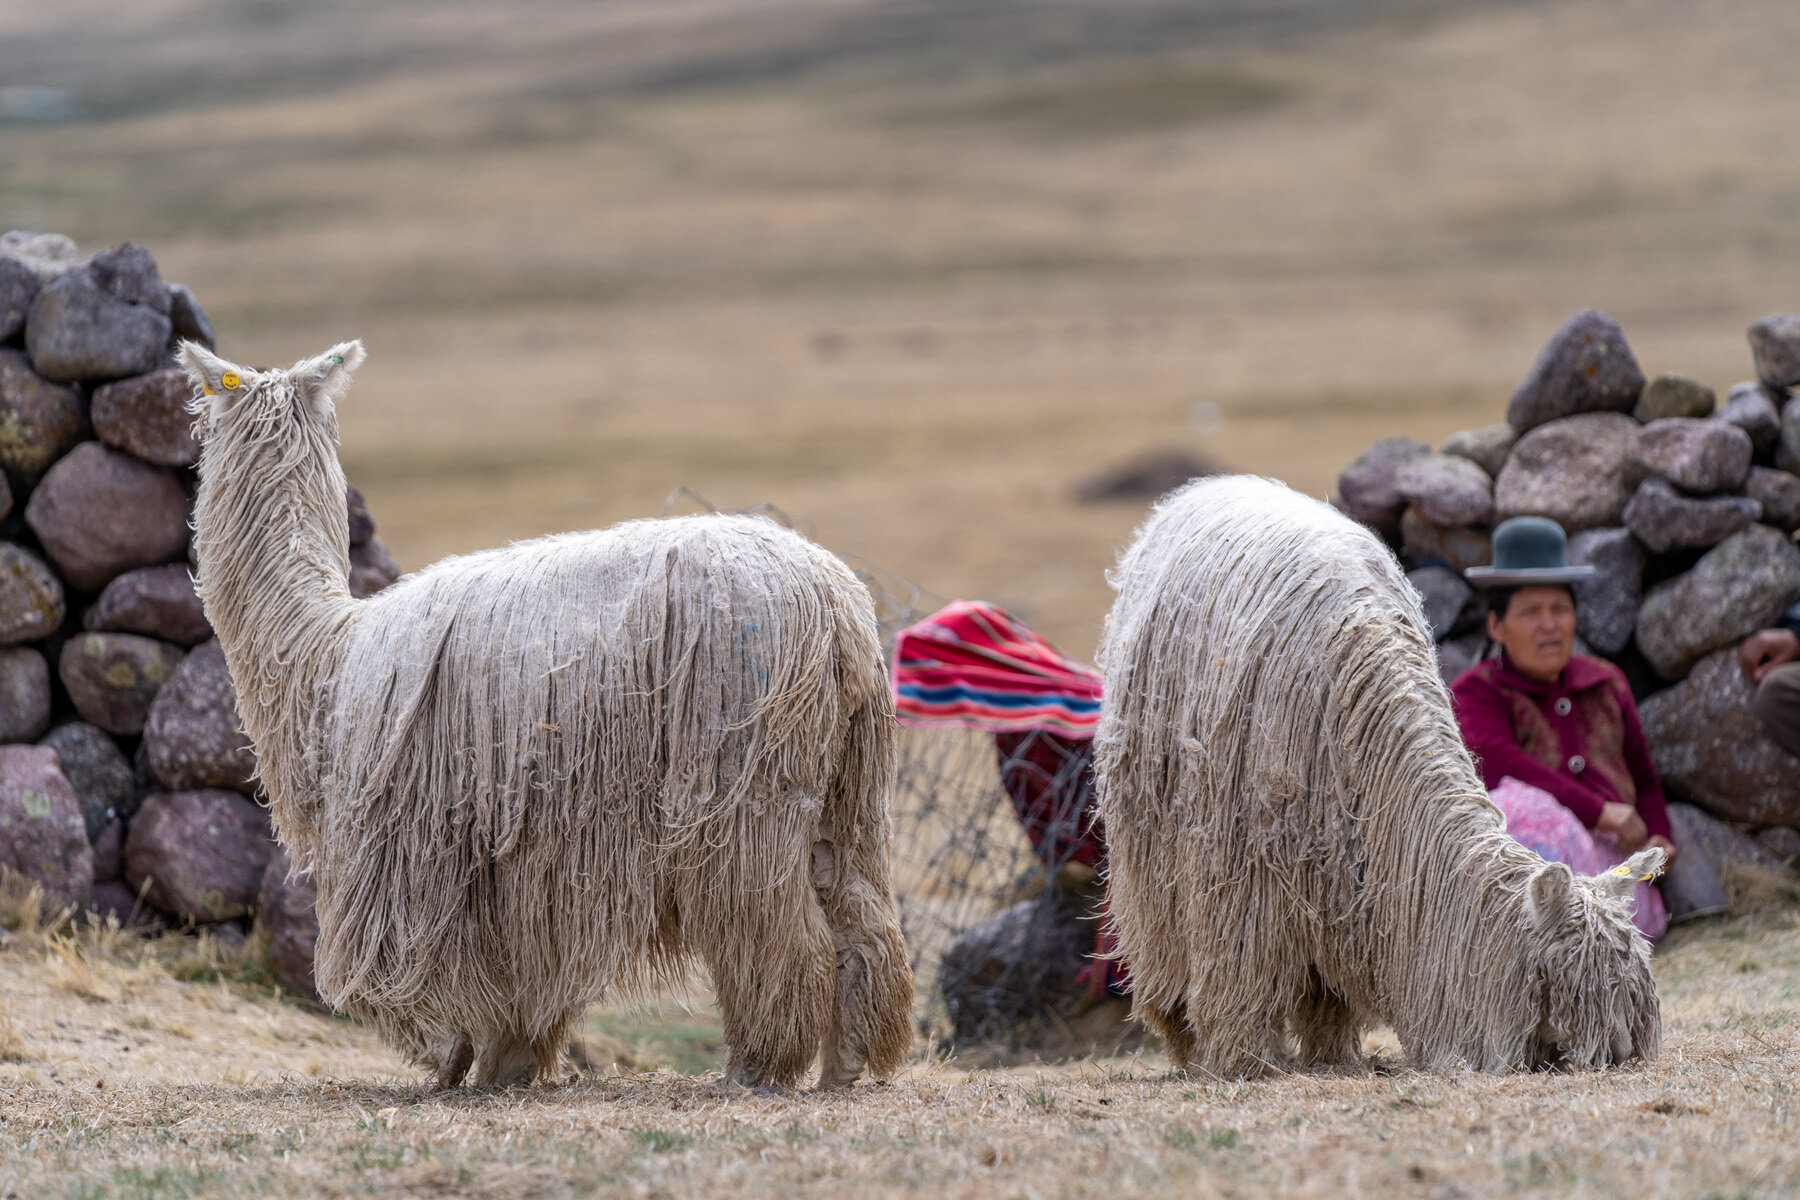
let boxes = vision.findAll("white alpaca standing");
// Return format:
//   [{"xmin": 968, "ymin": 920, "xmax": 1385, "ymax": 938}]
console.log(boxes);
[
  {"xmin": 1095, "ymin": 475, "xmax": 1661, "ymax": 1076},
  {"xmin": 179, "ymin": 340, "xmax": 914, "ymax": 1089}
]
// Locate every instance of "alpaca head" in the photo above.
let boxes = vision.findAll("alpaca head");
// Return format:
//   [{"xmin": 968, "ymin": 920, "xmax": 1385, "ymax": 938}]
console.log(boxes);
[
  {"xmin": 177, "ymin": 339, "xmax": 365, "ymax": 445},
  {"xmin": 1521, "ymin": 845, "xmax": 1664, "ymax": 1070}
]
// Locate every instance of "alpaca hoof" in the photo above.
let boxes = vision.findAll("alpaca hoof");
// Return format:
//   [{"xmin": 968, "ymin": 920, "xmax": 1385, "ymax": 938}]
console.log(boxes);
[{"xmin": 435, "ymin": 1035, "xmax": 473, "ymax": 1091}]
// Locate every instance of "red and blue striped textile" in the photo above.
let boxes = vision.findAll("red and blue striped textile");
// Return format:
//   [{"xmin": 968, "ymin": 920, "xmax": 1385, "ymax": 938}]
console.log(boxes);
[{"xmin": 890, "ymin": 600, "xmax": 1103, "ymax": 739}]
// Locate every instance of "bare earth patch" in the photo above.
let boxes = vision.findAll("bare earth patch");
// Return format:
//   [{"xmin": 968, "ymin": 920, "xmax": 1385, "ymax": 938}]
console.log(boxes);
[{"xmin": 1, "ymin": 877, "xmax": 1795, "ymax": 1199}]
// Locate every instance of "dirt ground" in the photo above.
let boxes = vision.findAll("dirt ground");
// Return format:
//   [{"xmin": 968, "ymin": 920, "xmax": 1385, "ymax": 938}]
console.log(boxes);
[{"xmin": 1, "ymin": 871, "xmax": 1796, "ymax": 1200}]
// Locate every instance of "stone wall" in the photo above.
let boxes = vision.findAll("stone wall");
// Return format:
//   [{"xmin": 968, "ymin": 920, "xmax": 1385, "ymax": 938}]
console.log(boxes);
[
  {"xmin": 0, "ymin": 231, "xmax": 401, "ymax": 996},
  {"xmin": 1337, "ymin": 308, "xmax": 1800, "ymax": 842}
]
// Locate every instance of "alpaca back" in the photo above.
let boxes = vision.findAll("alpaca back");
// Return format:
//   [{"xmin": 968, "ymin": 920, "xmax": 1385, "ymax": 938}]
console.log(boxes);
[
  {"xmin": 304, "ymin": 513, "xmax": 888, "ymax": 1023},
  {"xmin": 1095, "ymin": 476, "xmax": 1653, "ymax": 1072}
]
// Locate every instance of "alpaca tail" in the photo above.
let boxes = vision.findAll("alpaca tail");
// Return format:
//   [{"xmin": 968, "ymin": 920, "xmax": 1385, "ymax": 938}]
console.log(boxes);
[{"xmin": 813, "ymin": 680, "xmax": 916, "ymax": 1087}]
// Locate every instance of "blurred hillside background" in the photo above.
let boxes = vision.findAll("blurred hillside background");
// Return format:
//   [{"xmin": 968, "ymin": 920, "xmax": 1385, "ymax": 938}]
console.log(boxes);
[{"xmin": 3, "ymin": 0, "xmax": 1796, "ymax": 656}]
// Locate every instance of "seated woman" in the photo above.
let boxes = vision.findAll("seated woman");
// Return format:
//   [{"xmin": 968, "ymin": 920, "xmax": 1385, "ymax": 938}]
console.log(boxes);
[{"xmin": 1450, "ymin": 516, "xmax": 1675, "ymax": 940}]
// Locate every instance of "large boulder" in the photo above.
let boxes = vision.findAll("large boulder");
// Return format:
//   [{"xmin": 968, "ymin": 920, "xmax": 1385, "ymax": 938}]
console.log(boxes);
[
  {"xmin": 24, "ymin": 246, "xmax": 173, "ymax": 384},
  {"xmin": 1407, "ymin": 565, "xmax": 1477, "ymax": 640},
  {"xmin": 258, "ymin": 845, "xmax": 319, "ymax": 999},
  {"xmin": 1567, "ymin": 527, "xmax": 1643, "ymax": 657},
  {"xmin": 346, "ymin": 483, "xmax": 375, "ymax": 548},
  {"xmin": 938, "ymin": 891, "xmax": 1095, "ymax": 1044},
  {"xmin": 1393, "ymin": 453, "xmax": 1494, "ymax": 527},
  {"xmin": 1778, "ymin": 398, "xmax": 1800, "ymax": 476},
  {"xmin": 166, "ymin": 284, "xmax": 215, "ymax": 351},
  {"xmin": 90, "ymin": 817, "xmax": 124, "ymax": 883},
  {"xmin": 0, "ymin": 347, "xmax": 88, "ymax": 493},
  {"xmin": 1440, "ymin": 424, "xmax": 1516, "ymax": 479},
  {"xmin": 90, "ymin": 367, "xmax": 202, "ymax": 468},
  {"xmin": 1714, "ymin": 382, "xmax": 1782, "ymax": 454},
  {"xmin": 1760, "ymin": 826, "xmax": 1800, "ymax": 866},
  {"xmin": 1748, "ymin": 314, "xmax": 1800, "ymax": 391},
  {"xmin": 1668, "ymin": 801, "xmax": 1798, "ymax": 878},
  {"xmin": 84, "ymin": 564, "xmax": 210, "ymax": 645},
  {"xmin": 38, "ymin": 721, "xmax": 136, "ymax": 835},
  {"xmin": 1435, "ymin": 631, "xmax": 1488, "ymax": 686},
  {"xmin": 0, "ymin": 256, "xmax": 37, "ymax": 341},
  {"xmin": 1628, "ymin": 418, "xmax": 1752, "ymax": 495},
  {"xmin": 1337, "ymin": 437, "xmax": 1431, "ymax": 533},
  {"xmin": 0, "ymin": 645, "xmax": 51, "ymax": 743},
  {"xmin": 0, "ymin": 743, "xmax": 94, "ymax": 913},
  {"xmin": 88, "ymin": 879, "xmax": 164, "ymax": 932},
  {"xmin": 1400, "ymin": 507, "xmax": 1491, "ymax": 573},
  {"xmin": 0, "ymin": 231, "xmax": 83, "ymax": 285},
  {"xmin": 57, "ymin": 632, "xmax": 184, "ymax": 735},
  {"xmin": 1743, "ymin": 466, "xmax": 1800, "ymax": 532},
  {"xmin": 349, "ymin": 535, "xmax": 401, "ymax": 598},
  {"xmin": 1492, "ymin": 411, "xmax": 1639, "ymax": 532},
  {"xmin": 1636, "ymin": 526, "xmax": 1800, "ymax": 679},
  {"xmin": 1641, "ymin": 655, "xmax": 1800, "ymax": 827},
  {"xmin": 0, "ymin": 542, "xmax": 65, "ymax": 644},
  {"xmin": 1506, "ymin": 310, "xmax": 1645, "ymax": 434},
  {"xmin": 1633, "ymin": 373, "xmax": 1715, "ymax": 423},
  {"xmin": 1622, "ymin": 477, "xmax": 1760, "ymax": 555},
  {"xmin": 123, "ymin": 789, "xmax": 272, "ymax": 923},
  {"xmin": 23, "ymin": 442, "xmax": 189, "ymax": 590},
  {"xmin": 143, "ymin": 639, "xmax": 255, "ymax": 793}
]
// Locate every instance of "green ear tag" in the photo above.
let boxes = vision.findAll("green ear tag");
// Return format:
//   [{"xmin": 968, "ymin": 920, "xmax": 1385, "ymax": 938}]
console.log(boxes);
[{"xmin": 330, "ymin": 355, "xmax": 344, "ymax": 364}]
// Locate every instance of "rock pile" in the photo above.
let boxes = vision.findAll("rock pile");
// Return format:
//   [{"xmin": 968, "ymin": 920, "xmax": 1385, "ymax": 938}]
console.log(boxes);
[
  {"xmin": 0, "ymin": 231, "xmax": 402, "ymax": 996},
  {"xmin": 1337, "ymin": 308, "xmax": 1800, "ymax": 843}
]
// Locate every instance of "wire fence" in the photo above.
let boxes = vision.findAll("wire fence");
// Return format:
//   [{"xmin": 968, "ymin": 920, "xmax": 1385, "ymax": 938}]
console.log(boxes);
[{"xmin": 664, "ymin": 491, "xmax": 1105, "ymax": 1044}]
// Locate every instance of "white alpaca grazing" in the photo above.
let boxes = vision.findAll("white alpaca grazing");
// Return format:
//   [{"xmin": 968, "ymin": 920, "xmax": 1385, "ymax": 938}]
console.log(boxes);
[
  {"xmin": 179, "ymin": 340, "xmax": 914, "ymax": 1089},
  {"xmin": 1095, "ymin": 475, "xmax": 1661, "ymax": 1076}
]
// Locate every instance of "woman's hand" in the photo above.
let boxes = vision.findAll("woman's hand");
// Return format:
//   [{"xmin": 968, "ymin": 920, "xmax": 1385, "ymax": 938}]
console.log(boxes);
[
  {"xmin": 1597, "ymin": 801, "xmax": 1648, "ymax": 852},
  {"xmin": 1645, "ymin": 834, "xmax": 1677, "ymax": 866},
  {"xmin": 1739, "ymin": 629, "xmax": 1800, "ymax": 684}
]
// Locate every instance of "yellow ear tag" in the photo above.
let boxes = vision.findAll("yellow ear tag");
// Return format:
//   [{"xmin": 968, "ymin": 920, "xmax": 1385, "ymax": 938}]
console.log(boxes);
[{"xmin": 221, "ymin": 371, "xmax": 241, "ymax": 390}]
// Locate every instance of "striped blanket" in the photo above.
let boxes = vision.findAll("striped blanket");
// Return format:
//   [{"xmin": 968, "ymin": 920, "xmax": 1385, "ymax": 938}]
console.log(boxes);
[{"xmin": 890, "ymin": 600, "xmax": 1103, "ymax": 738}]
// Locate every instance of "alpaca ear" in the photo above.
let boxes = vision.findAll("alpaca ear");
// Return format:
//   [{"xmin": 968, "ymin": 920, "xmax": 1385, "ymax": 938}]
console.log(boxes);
[
  {"xmin": 1526, "ymin": 861, "xmax": 1575, "ymax": 929},
  {"xmin": 178, "ymin": 341, "xmax": 236, "ymax": 404},
  {"xmin": 296, "ymin": 340, "xmax": 365, "ymax": 412},
  {"xmin": 1595, "ymin": 846, "xmax": 1667, "ymax": 904},
  {"xmin": 177, "ymin": 340, "xmax": 252, "ymax": 430}
]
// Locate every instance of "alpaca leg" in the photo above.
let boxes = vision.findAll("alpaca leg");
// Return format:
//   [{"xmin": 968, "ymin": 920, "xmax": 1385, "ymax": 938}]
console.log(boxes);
[
  {"xmin": 1136, "ymin": 996, "xmax": 1198, "ymax": 1071},
  {"xmin": 1292, "ymin": 971, "xmax": 1365, "ymax": 1069},
  {"xmin": 474, "ymin": 1030, "xmax": 540, "ymax": 1088},
  {"xmin": 695, "ymin": 872, "xmax": 835, "ymax": 1089},
  {"xmin": 436, "ymin": 1034, "xmax": 474, "ymax": 1090},
  {"xmin": 813, "ymin": 839, "xmax": 916, "ymax": 1089}
]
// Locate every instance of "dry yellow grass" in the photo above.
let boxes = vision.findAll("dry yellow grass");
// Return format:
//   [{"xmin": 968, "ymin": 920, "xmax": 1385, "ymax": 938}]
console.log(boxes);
[
  {"xmin": 6, "ymin": 0, "xmax": 1800, "ymax": 653},
  {"xmin": 0, "ymin": 875, "xmax": 1796, "ymax": 1199}
]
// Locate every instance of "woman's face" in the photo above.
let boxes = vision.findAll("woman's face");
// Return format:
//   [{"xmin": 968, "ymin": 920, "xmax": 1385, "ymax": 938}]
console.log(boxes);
[{"xmin": 1487, "ymin": 585, "xmax": 1576, "ymax": 684}]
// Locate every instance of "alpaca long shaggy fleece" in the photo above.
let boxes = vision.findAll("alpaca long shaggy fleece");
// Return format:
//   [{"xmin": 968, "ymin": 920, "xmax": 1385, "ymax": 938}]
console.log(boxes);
[
  {"xmin": 177, "ymin": 340, "xmax": 914, "ymax": 1090},
  {"xmin": 1094, "ymin": 476, "xmax": 1660, "ymax": 1077}
]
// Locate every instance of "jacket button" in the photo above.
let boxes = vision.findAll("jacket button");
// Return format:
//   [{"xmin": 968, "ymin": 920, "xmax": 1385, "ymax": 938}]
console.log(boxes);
[
  {"xmin": 1554, "ymin": 697, "xmax": 1572, "ymax": 716},
  {"xmin": 1568, "ymin": 754, "xmax": 1586, "ymax": 773}
]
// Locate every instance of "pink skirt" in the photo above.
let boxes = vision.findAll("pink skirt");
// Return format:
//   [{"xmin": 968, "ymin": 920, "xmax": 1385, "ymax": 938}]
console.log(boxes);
[{"xmin": 1488, "ymin": 776, "xmax": 1669, "ymax": 941}]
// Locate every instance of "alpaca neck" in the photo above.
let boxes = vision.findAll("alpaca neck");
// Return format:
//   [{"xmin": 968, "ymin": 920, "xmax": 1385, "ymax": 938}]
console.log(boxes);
[{"xmin": 192, "ymin": 423, "xmax": 358, "ymax": 797}]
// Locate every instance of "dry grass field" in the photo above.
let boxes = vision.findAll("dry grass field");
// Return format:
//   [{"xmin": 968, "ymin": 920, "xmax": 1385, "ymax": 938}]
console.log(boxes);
[
  {"xmin": 6, "ymin": 1, "xmax": 1800, "ymax": 1196},
  {"xmin": 1, "ymin": 870, "xmax": 1796, "ymax": 1199}
]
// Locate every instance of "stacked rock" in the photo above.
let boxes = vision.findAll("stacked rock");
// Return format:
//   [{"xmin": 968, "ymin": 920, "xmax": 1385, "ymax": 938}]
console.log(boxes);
[
  {"xmin": 0, "ymin": 231, "xmax": 400, "ymax": 996},
  {"xmin": 1336, "ymin": 308, "xmax": 1800, "ymax": 844}
]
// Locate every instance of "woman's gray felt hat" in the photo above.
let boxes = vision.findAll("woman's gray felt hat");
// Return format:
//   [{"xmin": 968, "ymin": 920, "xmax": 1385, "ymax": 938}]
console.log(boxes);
[{"xmin": 1463, "ymin": 516, "xmax": 1596, "ymax": 588}]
